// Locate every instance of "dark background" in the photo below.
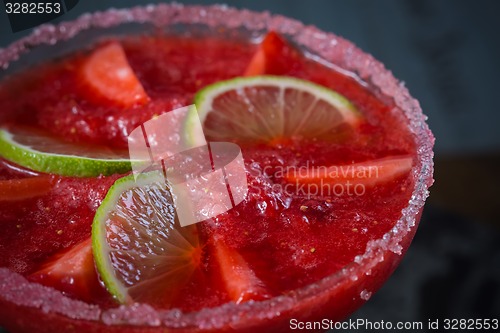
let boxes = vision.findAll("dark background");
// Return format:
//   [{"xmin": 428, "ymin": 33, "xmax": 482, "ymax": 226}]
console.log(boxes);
[{"xmin": 1, "ymin": 0, "xmax": 499, "ymax": 331}]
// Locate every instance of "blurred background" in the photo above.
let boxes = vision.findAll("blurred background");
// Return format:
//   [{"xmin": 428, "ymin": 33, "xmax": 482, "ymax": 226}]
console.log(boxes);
[{"xmin": 1, "ymin": 0, "xmax": 499, "ymax": 331}]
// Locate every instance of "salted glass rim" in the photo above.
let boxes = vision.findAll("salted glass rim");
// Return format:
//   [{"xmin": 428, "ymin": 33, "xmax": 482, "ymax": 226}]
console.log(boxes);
[{"xmin": 0, "ymin": 3, "xmax": 434, "ymax": 329}]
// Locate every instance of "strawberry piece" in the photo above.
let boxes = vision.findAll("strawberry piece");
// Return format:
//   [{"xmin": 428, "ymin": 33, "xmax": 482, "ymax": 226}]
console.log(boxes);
[
  {"xmin": 213, "ymin": 239, "xmax": 270, "ymax": 303},
  {"xmin": 286, "ymin": 156, "xmax": 413, "ymax": 187},
  {"xmin": 81, "ymin": 42, "xmax": 150, "ymax": 107},
  {"xmin": 29, "ymin": 238, "xmax": 101, "ymax": 302},
  {"xmin": 244, "ymin": 31, "xmax": 303, "ymax": 76},
  {"xmin": 0, "ymin": 175, "xmax": 56, "ymax": 201}
]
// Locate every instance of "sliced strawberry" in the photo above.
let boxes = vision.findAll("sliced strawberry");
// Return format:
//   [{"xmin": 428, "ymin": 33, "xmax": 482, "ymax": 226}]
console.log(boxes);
[
  {"xmin": 0, "ymin": 175, "xmax": 56, "ymax": 201},
  {"xmin": 286, "ymin": 156, "xmax": 413, "ymax": 187},
  {"xmin": 81, "ymin": 42, "xmax": 150, "ymax": 107},
  {"xmin": 213, "ymin": 239, "xmax": 270, "ymax": 303},
  {"xmin": 29, "ymin": 238, "xmax": 101, "ymax": 302},
  {"xmin": 244, "ymin": 31, "xmax": 303, "ymax": 76}
]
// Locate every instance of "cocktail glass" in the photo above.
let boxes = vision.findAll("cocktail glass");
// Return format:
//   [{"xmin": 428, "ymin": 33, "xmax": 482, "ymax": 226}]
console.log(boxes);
[{"xmin": 0, "ymin": 4, "xmax": 434, "ymax": 333}]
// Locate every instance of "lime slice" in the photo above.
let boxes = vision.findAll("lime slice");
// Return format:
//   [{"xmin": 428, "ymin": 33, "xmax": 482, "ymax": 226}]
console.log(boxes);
[
  {"xmin": 0, "ymin": 126, "xmax": 131, "ymax": 177},
  {"xmin": 92, "ymin": 172, "xmax": 201, "ymax": 305},
  {"xmin": 192, "ymin": 75, "xmax": 361, "ymax": 143}
]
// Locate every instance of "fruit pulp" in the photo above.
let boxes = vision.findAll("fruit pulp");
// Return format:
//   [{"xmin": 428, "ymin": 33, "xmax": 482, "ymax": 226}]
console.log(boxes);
[{"xmin": 0, "ymin": 35, "xmax": 415, "ymax": 313}]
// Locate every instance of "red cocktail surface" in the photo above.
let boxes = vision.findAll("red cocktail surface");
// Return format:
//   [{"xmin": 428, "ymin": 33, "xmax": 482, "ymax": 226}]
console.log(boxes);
[{"xmin": 0, "ymin": 4, "xmax": 434, "ymax": 333}]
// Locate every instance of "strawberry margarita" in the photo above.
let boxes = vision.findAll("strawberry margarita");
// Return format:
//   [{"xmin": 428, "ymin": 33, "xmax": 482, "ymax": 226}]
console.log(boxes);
[{"xmin": 0, "ymin": 4, "xmax": 434, "ymax": 333}]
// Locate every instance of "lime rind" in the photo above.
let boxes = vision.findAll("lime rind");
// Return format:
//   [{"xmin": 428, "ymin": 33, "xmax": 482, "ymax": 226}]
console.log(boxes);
[
  {"xmin": 182, "ymin": 104, "xmax": 207, "ymax": 150},
  {"xmin": 0, "ymin": 128, "xmax": 132, "ymax": 177},
  {"xmin": 193, "ymin": 75, "xmax": 361, "ymax": 140},
  {"xmin": 92, "ymin": 171, "xmax": 165, "ymax": 304}
]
